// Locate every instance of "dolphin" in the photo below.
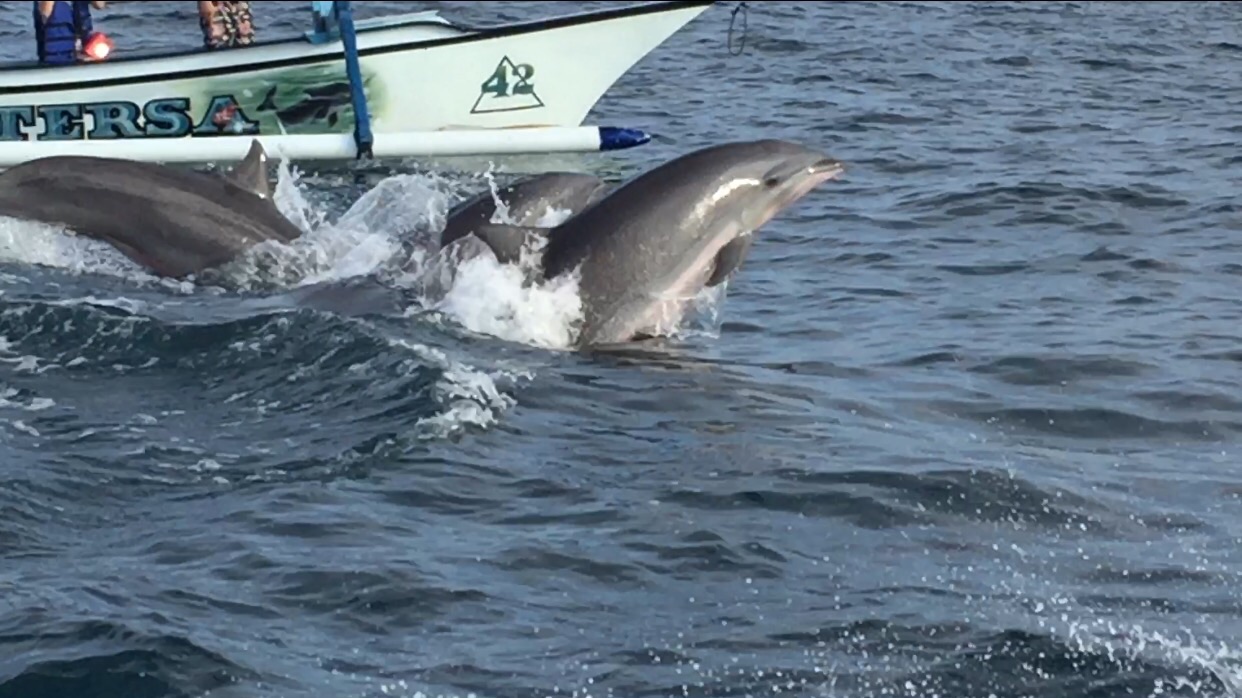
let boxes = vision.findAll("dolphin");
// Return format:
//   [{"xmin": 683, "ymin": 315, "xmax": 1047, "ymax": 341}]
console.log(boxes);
[
  {"xmin": 460, "ymin": 139, "xmax": 845, "ymax": 347},
  {"xmin": 438, "ymin": 171, "xmax": 611, "ymax": 260},
  {"xmin": 0, "ymin": 140, "xmax": 303, "ymax": 279}
]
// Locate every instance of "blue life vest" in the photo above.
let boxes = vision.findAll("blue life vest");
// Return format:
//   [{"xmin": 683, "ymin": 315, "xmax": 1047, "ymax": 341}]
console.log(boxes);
[{"xmin": 33, "ymin": 1, "xmax": 95, "ymax": 66}]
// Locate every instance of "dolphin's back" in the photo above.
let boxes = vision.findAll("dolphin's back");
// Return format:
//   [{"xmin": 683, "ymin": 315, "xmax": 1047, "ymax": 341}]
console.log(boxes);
[
  {"xmin": 539, "ymin": 146, "xmax": 747, "ymax": 339},
  {"xmin": 539, "ymin": 143, "xmax": 773, "ymax": 282},
  {"xmin": 439, "ymin": 172, "xmax": 609, "ymax": 249},
  {"xmin": 0, "ymin": 156, "xmax": 303, "ymax": 277}
]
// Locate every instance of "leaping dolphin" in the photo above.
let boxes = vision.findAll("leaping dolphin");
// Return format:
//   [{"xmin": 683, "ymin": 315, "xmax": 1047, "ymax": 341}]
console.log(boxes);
[
  {"xmin": 0, "ymin": 141, "xmax": 303, "ymax": 278},
  {"xmin": 458, "ymin": 139, "xmax": 845, "ymax": 347}
]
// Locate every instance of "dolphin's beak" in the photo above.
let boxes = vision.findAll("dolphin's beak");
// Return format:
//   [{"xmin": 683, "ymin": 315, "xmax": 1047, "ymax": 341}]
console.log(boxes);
[{"xmin": 811, "ymin": 158, "xmax": 846, "ymax": 179}]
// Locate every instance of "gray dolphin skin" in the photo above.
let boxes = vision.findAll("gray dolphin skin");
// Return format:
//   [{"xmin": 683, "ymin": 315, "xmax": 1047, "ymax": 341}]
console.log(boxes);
[
  {"xmin": 0, "ymin": 140, "xmax": 303, "ymax": 278},
  {"xmin": 438, "ymin": 172, "xmax": 611, "ymax": 263},
  {"xmin": 457, "ymin": 139, "xmax": 845, "ymax": 347}
]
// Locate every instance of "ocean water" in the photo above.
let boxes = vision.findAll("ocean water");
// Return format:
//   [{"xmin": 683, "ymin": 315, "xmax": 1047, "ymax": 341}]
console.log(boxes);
[{"xmin": 0, "ymin": 2, "xmax": 1240, "ymax": 698}]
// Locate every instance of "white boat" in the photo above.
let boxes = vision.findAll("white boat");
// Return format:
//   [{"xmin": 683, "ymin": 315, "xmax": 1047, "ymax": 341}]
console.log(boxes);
[{"xmin": 0, "ymin": 1, "xmax": 717, "ymax": 166}]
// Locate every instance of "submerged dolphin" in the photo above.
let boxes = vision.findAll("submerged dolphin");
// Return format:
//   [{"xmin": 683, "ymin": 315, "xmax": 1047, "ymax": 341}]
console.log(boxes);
[
  {"xmin": 461, "ymin": 139, "xmax": 845, "ymax": 347},
  {"xmin": 383, "ymin": 170, "xmax": 612, "ymax": 296},
  {"xmin": 0, "ymin": 141, "xmax": 303, "ymax": 278},
  {"xmin": 438, "ymin": 171, "xmax": 610, "ymax": 258}
]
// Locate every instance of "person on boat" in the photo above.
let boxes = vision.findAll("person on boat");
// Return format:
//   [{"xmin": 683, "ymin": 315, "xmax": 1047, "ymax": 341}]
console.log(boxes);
[
  {"xmin": 33, "ymin": 0, "xmax": 109, "ymax": 66},
  {"xmin": 198, "ymin": 1, "xmax": 255, "ymax": 50}
]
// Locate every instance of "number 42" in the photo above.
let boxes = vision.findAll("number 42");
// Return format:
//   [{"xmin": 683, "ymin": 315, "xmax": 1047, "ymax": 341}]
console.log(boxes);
[{"xmin": 481, "ymin": 61, "xmax": 536, "ymax": 99}]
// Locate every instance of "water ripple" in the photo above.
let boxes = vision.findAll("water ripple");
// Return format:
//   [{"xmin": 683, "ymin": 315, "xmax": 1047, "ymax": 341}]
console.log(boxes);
[{"xmin": 0, "ymin": 1, "xmax": 1241, "ymax": 697}]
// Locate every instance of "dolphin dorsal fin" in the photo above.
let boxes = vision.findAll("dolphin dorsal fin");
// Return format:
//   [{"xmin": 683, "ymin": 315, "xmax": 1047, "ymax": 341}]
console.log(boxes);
[
  {"xmin": 469, "ymin": 223, "xmax": 548, "ymax": 265},
  {"xmin": 227, "ymin": 140, "xmax": 272, "ymax": 200},
  {"xmin": 705, "ymin": 234, "xmax": 755, "ymax": 287}
]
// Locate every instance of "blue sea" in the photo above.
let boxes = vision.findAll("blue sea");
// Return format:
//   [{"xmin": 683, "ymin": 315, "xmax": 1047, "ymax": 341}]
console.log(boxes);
[{"xmin": 0, "ymin": 2, "xmax": 1239, "ymax": 697}]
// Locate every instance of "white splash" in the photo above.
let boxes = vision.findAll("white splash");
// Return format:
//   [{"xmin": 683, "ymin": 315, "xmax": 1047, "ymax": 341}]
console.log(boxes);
[
  {"xmin": 0, "ymin": 215, "xmax": 154, "ymax": 283},
  {"xmin": 430, "ymin": 246, "xmax": 584, "ymax": 350},
  {"xmin": 407, "ymin": 185, "xmax": 587, "ymax": 350},
  {"xmin": 209, "ymin": 161, "xmax": 412, "ymax": 290}
]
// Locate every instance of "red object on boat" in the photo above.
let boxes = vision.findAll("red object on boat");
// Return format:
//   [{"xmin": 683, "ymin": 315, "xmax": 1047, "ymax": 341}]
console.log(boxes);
[{"xmin": 82, "ymin": 32, "xmax": 114, "ymax": 61}]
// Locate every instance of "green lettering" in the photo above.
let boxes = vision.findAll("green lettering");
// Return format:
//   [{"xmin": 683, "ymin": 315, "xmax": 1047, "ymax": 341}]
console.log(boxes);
[
  {"xmin": 481, "ymin": 62, "xmax": 510, "ymax": 98},
  {"xmin": 512, "ymin": 64, "xmax": 536, "ymax": 96},
  {"xmin": 143, "ymin": 98, "xmax": 192, "ymax": 137},
  {"xmin": 481, "ymin": 60, "xmax": 537, "ymax": 99},
  {"xmin": 39, "ymin": 104, "xmax": 84, "ymax": 140},
  {"xmin": 85, "ymin": 101, "xmax": 143, "ymax": 139},
  {"xmin": 0, "ymin": 107, "xmax": 36, "ymax": 142}
]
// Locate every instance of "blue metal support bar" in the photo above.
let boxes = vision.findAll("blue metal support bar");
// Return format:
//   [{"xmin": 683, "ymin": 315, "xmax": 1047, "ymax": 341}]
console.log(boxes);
[{"xmin": 310, "ymin": 1, "xmax": 373, "ymax": 159}]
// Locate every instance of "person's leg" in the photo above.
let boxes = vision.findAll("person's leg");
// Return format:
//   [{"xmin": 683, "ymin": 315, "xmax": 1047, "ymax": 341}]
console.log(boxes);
[
  {"xmin": 198, "ymin": 1, "xmax": 228, "ymax": 49},
  {"xmin": 226, "ymin": 1, "xmax": 254, "ymax": 46}
]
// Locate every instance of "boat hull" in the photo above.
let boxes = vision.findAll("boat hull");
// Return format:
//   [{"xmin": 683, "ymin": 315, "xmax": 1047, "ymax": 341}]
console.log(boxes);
[{"xmin": 0, "ymin": 1, "xmax": 714, "ymax": 144}]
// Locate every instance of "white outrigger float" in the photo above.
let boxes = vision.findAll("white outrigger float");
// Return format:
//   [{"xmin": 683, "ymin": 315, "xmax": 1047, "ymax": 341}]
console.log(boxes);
[{"xmin": 0, "ymin": 0, "xmax": 717, "ymax": 167}]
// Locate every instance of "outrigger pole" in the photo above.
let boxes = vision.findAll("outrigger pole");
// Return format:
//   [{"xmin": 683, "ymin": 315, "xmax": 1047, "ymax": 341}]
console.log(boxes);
[{"xmin": 308, "ymin": 0, "xmax": 374, "ymax": 160}]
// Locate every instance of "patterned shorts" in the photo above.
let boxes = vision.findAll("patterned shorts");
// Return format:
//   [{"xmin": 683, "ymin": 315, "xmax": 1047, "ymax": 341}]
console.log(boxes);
[{"xmin": 200, "ymin": 1, "xmax": 255, "ymax": 50}]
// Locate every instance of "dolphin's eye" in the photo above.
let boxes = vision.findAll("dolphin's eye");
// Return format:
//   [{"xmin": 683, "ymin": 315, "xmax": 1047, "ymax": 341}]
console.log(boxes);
[{"xmin": 763, "ymin": 176, "xmax": 781, "ymax": 188}]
